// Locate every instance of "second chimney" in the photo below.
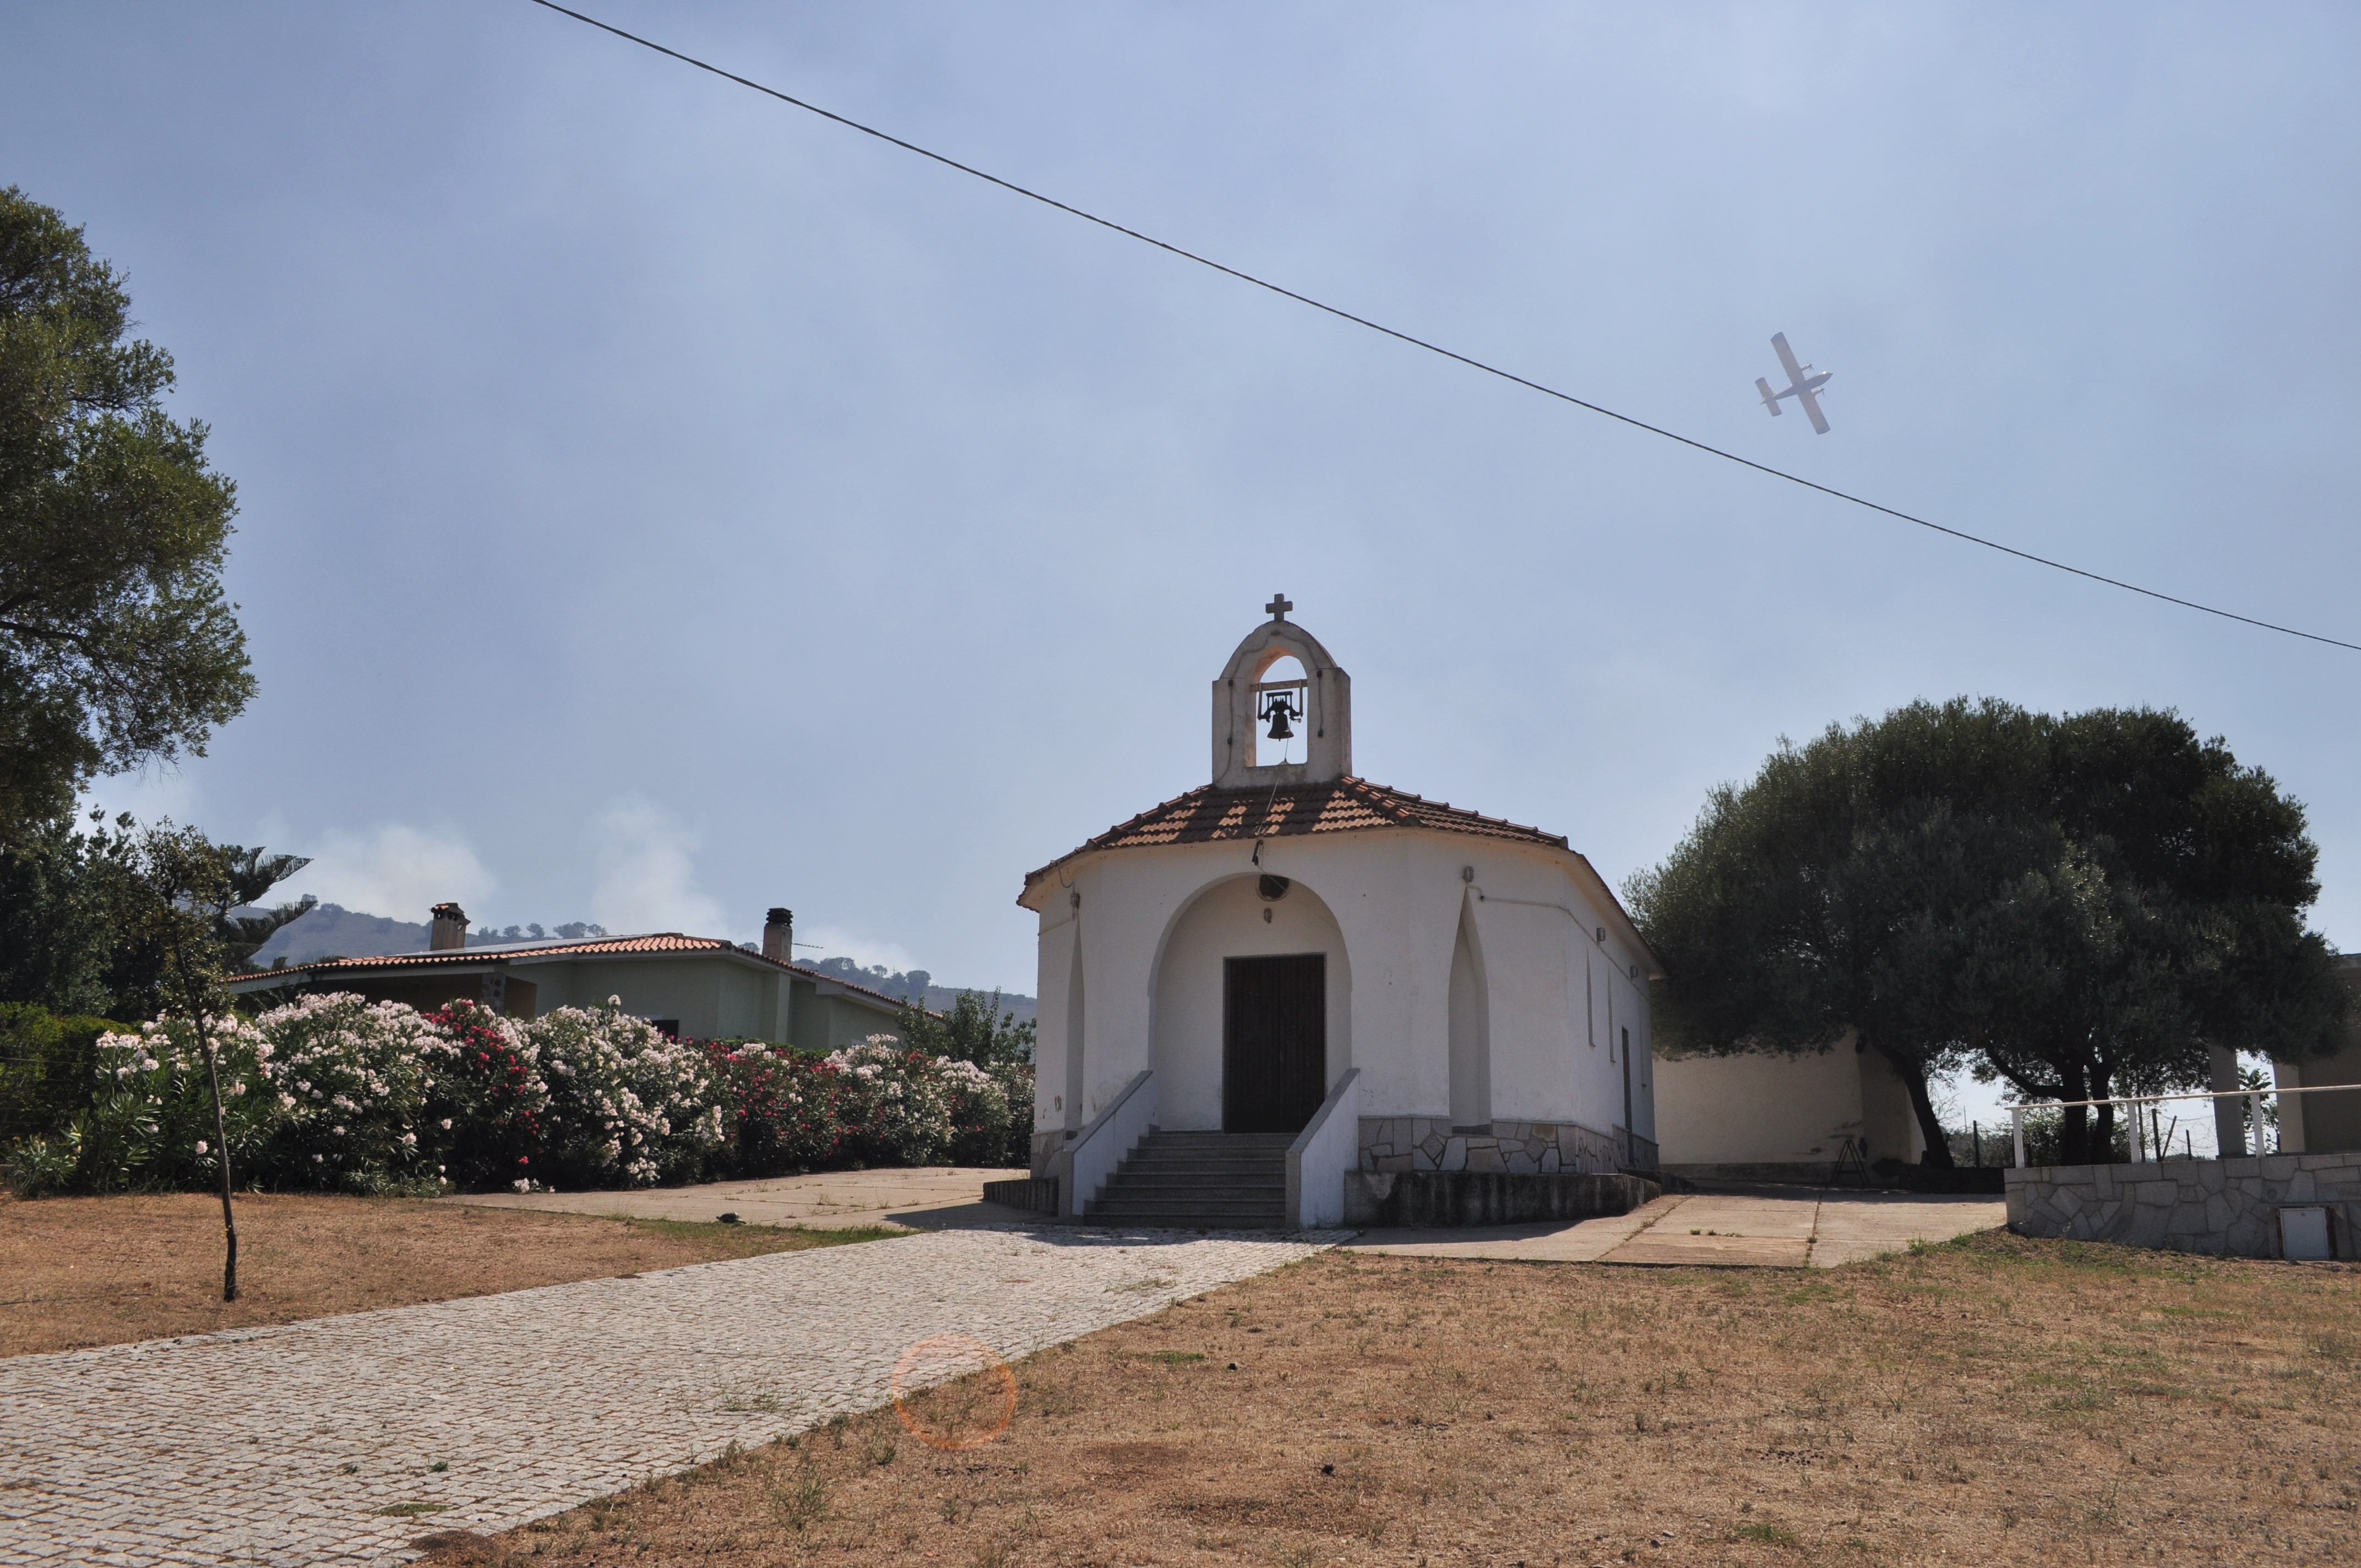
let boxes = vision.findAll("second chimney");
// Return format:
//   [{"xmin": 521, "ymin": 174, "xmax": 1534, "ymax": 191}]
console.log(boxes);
[
  {"xmin": 761, "ymin": 907, "xmax": 793, "ymax": 963},
  {"xmin": 429, "ymin": 902, "xmax": 469, "ymax": 951}
]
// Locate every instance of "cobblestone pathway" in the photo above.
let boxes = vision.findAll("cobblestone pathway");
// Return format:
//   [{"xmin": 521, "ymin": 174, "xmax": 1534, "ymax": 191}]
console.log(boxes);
[{"xmin": 0, "ymin": 1226, "xmax": 1335, "ymax": 1566}]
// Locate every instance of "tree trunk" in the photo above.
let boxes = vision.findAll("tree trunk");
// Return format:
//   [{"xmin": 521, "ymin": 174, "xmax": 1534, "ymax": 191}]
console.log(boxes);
[
  {"xmin": 2091, "ymin": 1059, "xmax": 2124, "ymax": 1162},
  {"xmin": 2060, "ymin": 1061, "xmax": 2091, "ymax": 1166},
  {"xmin": 178, "ymin": 951, "xmax": 238, "ymax": 1302},
  {"xmin": 1892, "ymin": 1051, "xmax": 1956, "ymax": 1167}
]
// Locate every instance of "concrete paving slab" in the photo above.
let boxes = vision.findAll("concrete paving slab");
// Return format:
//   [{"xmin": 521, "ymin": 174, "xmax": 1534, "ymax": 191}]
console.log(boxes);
[
  {"xmin": 444, "ymin": 1166, "xmax": 1035, "ymax": 1232},
  {"xmin": 1656, "ymin": 1194, "xmax": 1821, "ymax": 1239},
  {"xmin": 1605, "ymin": 1229, "xmax": 1813, "ymax": 1267},
  {"xmin": 1341, "ymin": 1195, "xmax": 1688, "ymax": 1262},
  {"xmin": 1341, "ymin": 1187, "xmax": 2005, "ymax": 1270}
]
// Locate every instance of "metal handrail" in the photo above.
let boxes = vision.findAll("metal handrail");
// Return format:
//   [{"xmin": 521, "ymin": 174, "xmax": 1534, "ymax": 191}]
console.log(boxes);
[{"xmin": 2006, "ymin": 1081, "xmax": 2360, "ymax": 1167}]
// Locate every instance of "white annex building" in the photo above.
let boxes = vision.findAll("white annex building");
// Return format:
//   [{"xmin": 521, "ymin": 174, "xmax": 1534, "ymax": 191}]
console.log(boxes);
[{"xmin": 1016, "ymin": 598, "xmax": 1662, "ymax": 1228}]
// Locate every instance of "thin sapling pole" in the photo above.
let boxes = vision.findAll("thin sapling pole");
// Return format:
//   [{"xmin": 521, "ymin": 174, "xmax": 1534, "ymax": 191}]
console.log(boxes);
[{"xmin": 176, "ymin": 946, "xmax": 239, "ymax": 1302}]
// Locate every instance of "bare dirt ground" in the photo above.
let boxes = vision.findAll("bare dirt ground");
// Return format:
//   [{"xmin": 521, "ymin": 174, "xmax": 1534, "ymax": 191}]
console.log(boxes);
[
  {"xmin": 0, "ymin": 1192, "xmax": 886, "ymax": 1356},
  {"xmin": 421, "ymin": 1232, "xmax": 2361, "ymax": 1568}
]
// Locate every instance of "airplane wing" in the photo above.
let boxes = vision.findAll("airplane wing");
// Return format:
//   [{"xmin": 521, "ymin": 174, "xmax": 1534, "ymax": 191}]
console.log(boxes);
[
  {"xmin": 1771, "ymin": 332, "xmax": 1806, "ymax": 384},
  {"xmin": 1795, "ymin": 384, "xmax": 1831, "ymax": 435}
]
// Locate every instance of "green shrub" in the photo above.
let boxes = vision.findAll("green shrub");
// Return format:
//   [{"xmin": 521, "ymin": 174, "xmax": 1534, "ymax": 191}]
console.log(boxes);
[{"xmin": 0, "ymin": 1002, "xmax": 131, "ymax": 1146}]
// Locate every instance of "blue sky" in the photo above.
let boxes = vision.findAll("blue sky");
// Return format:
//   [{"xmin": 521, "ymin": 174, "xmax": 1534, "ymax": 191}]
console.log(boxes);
[{"xmin": 8, "ymin": 3, "xmax": 2357, "ymax": 1011}]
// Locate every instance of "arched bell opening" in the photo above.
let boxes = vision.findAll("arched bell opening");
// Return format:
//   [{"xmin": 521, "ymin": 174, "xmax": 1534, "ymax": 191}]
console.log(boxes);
[
  {"xmin": 1149, "ymin": 872, "xmax": 1352, "ymax": 1134},
  {"xmin": 1250, "ymin": 654, "xmax": 1309, "ymax": 768}
]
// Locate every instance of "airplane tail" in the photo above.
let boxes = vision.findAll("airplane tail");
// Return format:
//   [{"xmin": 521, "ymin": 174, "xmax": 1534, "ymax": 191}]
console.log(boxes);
[{"xmin": 1756, "ymin": 377, "xmax": 1782, "ymax": 415}]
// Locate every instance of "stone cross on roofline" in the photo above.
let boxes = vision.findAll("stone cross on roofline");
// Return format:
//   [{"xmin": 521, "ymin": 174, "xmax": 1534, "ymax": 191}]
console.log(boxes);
[{"xmin": 1266, "ymin": 593, "xmax": 1292, "ymax": 622}]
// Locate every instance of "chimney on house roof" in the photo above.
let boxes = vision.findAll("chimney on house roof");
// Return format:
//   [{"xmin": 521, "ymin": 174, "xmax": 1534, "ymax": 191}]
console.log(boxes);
[
  {"xmin": 429, "ymin": 902, "xmax": 468, "ymax": 951},
  {"xmin": 761, "ymin": 907, "xmax": 792, "ymax": 963}
]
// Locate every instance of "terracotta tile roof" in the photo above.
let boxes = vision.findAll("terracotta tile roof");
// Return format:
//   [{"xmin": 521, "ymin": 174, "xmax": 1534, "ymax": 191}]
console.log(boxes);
[
  {"xmin": 1024, "ymin": 775, "xmax": 1570, "ymax": 891},
  {"xmin": 226, "ymin": 935, "xmax": 915, "ymax": 1012}
]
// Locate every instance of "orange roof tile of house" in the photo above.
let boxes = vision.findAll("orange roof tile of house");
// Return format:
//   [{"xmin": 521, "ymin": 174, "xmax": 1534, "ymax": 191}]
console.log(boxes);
[
  {"xmin": 1022, "ymin": 775, "xmax": 1570, "ymax": 892},
  {"xmin": 226, "ymin": 935, "xmax": 915, "ymax": 1012}
]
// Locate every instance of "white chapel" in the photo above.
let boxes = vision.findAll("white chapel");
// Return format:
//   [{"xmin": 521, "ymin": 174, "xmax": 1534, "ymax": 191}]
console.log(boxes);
[{"xmin": 1017, "ymin": 598, "xmax": 1663, "ymax": 1228}]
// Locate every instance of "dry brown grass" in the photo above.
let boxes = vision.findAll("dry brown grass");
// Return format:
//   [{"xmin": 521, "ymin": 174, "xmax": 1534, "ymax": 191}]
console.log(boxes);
[
  {"xmin": 0, "ymin": 1191, "xmax": 888, "ymax": 1356},
  {"xmin": 424, "ymin": 1232, "xmax": 2361, "ymax": 1567}
]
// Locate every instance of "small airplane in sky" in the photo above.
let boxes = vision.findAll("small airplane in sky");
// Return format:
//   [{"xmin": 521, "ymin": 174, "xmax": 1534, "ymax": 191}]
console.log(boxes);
[{"xmin": 1755, "ymin": 332, "xmax": 1831, "ymax": 434}]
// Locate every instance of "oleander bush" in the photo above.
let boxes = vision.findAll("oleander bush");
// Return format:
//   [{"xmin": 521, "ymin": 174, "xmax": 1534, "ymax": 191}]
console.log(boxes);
[
  {"xmin": 420, "ymin": 999, "xmax": 548, "ymax": 1191},
  {"xmin": 3, "ymin": 994, "xmax": 1032, "ymax": 1197},
  {"xmin": 706, "ymin": 1040, "xmax": 845, "ymax": 1178},
  {"xmin": 250, "ymin": 992, "xmax": 443, "ymax": 1192},
  {"xmin": 18, "ymin": 1014, "xmax": 284, "ymax": 1196},
  {"xmin": 531, "ymin": 1000, "xmax": 723, "ymax": 1189},
  {"xmin": 703, "ymin": 1036, "xmax": 1032, "ymax": 1178}
]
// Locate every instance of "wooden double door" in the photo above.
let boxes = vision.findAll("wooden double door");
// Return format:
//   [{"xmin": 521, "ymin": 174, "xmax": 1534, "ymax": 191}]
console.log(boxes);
[{"xmin": 1223, "ymin": 953, "xmax": 1328, "ymax": 1134}]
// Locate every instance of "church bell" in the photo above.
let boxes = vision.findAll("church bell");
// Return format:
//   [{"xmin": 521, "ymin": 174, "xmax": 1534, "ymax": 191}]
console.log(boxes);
[{"xmin": 1262, "ymin": 693, "xmax": 1297, "ymax": 742}]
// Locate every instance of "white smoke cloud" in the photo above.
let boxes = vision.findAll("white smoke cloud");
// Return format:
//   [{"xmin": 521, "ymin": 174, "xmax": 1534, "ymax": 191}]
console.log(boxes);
[
  {"xmin": 795, "ymin": 925, "xmax": 922, "ymax": 977},
  {"xmin": 276, "ymin": 821, "xmax": 497, "ymax": 921},
  {"xmin": 587, "ymin": 797, "xmax": 725, "ymax": 937}
]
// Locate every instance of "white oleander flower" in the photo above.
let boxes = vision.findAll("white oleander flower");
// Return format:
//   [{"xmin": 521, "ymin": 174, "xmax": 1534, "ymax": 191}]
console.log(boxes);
[{"xmin": 194, "ymin": 1140, "xmax": 208, "ymax": 1156}]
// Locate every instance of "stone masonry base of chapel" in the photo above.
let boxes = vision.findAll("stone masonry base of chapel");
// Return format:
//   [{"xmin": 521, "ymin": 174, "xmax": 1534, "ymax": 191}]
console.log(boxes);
[
  {"xmin": 2006, "ymin": 1150, "xmax": 2361, "ymax": 1257},
  {"xmin": 1030, "ymin": 1117, "xmax": 1661, "ymax": 1187},
  {"xmin": 1358, "ymin": 1115, "xmax": 1655, "ymax": 1175}
]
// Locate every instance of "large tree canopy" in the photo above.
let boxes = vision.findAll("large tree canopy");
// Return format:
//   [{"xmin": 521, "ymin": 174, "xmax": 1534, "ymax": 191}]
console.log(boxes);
[
  {"xmin": 1628, "ymin": 698, "xmax": 2345, "ymax": 1166},
  {"xmin": 0, "ymin": 186, "xmax": 252, "ymax": 829},
  {"xmin": 0, "ymin": 804, "xmax": 309, "ymax": 1021}
]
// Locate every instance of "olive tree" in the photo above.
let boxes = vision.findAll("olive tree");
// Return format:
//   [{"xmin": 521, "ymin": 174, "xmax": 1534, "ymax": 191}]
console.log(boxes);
[{"xmin": 1630, "ymin": 699, "xmax": 2343, "ymax": 1167}]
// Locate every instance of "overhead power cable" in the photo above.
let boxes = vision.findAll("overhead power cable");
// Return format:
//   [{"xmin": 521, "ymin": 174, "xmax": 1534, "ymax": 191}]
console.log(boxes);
[{"xmin": 526, "ymin": 0, "xmax": 2360, "ymax": 656}]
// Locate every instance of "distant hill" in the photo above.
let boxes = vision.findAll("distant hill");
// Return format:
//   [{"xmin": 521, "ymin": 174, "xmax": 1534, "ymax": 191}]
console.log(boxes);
[
  {"xmin": 250, "ymin": 903, "xmax": 428, "ymax": 967},
  {"xmin": 247, "ymin": 908, "xmax": 1037, "ymax": 1022},
  {"xmin": 795, "ymin": 955, "xmax": 1037, "ymax": 1025}
]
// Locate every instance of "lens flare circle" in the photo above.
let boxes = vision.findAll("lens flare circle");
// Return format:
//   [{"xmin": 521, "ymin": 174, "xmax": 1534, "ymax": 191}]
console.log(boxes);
[{"xmin": 890, "ymin": 1335, "xmax": 1017, "ymax": 1451}]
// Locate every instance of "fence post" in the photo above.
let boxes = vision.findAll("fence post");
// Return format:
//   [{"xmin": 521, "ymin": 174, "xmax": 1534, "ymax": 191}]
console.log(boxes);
[
  {"xmin": 2131, "ymin": 1098, "xmax": 2146, "ymax": 1164},
  {"xmin": 2248, "ymin": 1093, "xmax": 2265, "ymax": 1157},
  {"xmin": 2012, "ymin": 1106, "xmax": 2026, "ymax": 1169}
]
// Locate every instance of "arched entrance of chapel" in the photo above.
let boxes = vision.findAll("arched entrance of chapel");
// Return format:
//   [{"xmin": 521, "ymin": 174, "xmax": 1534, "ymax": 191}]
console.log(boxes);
[{"xmin": 1149, "ymin": 872, "xmax": 1353, "ymax": 1133}]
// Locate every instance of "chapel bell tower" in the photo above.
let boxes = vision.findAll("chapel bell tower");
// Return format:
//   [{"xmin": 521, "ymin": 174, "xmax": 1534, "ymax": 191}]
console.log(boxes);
[{"xmin": 1211, "ymin": 594, "xmax": 1353, "ymax": 788}]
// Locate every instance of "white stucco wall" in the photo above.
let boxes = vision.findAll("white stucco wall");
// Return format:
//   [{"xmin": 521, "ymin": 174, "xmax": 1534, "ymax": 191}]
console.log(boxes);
[
  {"xmin": 1023, "ymin": 826, "xmax": 1656, "ymax": 1148},
  {"xmin": 518, "ymin": 957, "xmax": 767, "ymax": 1041},
  {"xmin": 1150, "ymin": 874, "xmax": 1352, "ymax": 1130},
  {"xmin": 1653, "ymin": 1041, "xmax": 1923, "ymax": 1170}
]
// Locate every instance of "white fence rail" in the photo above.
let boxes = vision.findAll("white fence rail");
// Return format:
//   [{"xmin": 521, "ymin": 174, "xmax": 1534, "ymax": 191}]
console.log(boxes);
[{"xmin": 2006, "ymin": 1082, "xmax": 2357, "ymax": 1168}]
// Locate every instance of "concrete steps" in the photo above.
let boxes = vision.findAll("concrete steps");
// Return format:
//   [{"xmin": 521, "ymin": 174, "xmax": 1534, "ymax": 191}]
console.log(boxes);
[{"xmin": 1085, "ymin": 1131, "xmax": 1292, "ymax": 1229}]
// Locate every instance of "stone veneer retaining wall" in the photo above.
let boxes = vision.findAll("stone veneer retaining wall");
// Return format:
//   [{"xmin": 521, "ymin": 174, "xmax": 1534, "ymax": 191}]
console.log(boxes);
[
  {"xmin": 1358, "ymin": 1117, "xmax": 1653, "ymax": 1174},
  {"xmin": 2006, "ymin": 1151, "xmax": 2361, "ymax": 1257},
  {"xmin": 1343, "ymin": 1169, "xmax": 1658, "ymax": 1228},
  {"xmin": 1035, "ymin": 1117, "xmax": 1667, "ymax": 1182}
]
